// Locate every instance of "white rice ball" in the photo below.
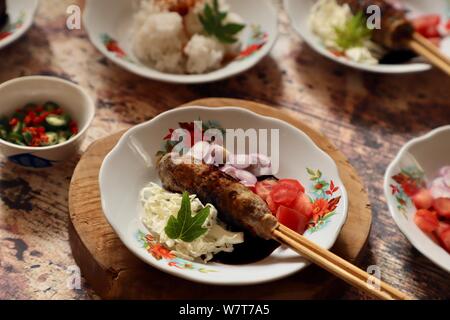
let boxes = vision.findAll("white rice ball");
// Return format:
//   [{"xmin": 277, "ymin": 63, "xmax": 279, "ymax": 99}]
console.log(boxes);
[
  {"xmin": 133, "ymin": 12, "xmax": 187, "ymax": 73},
  {"xmin": 184, "ymin": 35, "xmax": 225, "ymax": 74}
]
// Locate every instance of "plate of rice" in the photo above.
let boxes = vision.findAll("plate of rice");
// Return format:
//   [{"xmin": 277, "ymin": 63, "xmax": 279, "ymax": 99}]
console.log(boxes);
[{"xmin": 83, "ymin": 0, "xmax": 278, "ymax": 83}]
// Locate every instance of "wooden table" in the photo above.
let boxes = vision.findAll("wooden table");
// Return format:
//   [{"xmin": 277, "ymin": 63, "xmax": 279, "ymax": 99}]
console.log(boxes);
[{"xmin": 0, "ymin": 0, "xmax": 449, "ymax": 300}]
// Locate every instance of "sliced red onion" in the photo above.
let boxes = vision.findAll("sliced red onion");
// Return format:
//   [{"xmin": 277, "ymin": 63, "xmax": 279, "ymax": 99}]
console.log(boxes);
[
  {"xmin": 186, "ymin": 141, "xmax": 210, "ymax": 161},
  {"xmin": 207, "ymin": 144, "xmax": 229, "ymax": 166},
  {"xmin": 439, "ymin": 166, "xmax": 450, "ymax": 188},
  {"xmin": 228, "ymin": 154, "xmax": 252, "ymax": 169},
  {"xmin": 250, "ymin": 166, "xmax": 273, "ymax": 177},
  {"xmin": 251, "ymin": 153, "xmax": 271, "ymax": 167},
  {"xmin": 234, "ymin": 169, "xmax": 258, "ymax": 187},
  {"xmin": 430, "ymin": 177, "xmax": 450, "ymax": 199},
  {"xmin": 220, "ymin": 165, "xmax": 257, "ymax": 187},
  {"xmin": 220, "ymin": 164, "xmax": 238, "ymax": 176}
]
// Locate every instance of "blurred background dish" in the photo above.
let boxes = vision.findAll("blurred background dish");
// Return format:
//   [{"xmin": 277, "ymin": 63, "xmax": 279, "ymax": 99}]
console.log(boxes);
[
  {"xmin": 0, "ymin": 0, "xmax": 38, "ymax": 50},
  {"xmin": 284, "ymin": 0, "xmax": 450, "ymax": 74},
  {"xmin": 0, "ymin": 76, "xmax": 95, "ymax": 168},
  {"xmin": 83, "ymin": 0, "xmax": 278, "ymax": 84},
  {"xmin": 385, "ymin": 125, "xmax": 450, "ymax": 272}
]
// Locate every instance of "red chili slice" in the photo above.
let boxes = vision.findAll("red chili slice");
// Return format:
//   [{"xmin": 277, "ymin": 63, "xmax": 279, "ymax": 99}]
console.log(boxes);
[
  {"xmin": 9, "ymin": 118, "xmax": 18, "ymax": 126},
  {"xmin": 24, "ymin": 116, "xmax": 32, "ymax": 125}
]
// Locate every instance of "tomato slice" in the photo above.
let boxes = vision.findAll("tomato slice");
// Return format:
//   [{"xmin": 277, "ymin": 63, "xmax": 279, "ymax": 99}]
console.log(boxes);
[
  {"xmin": 255, "ymin": 179, "xmax": 278, "ymax": 201},
  {"xmin": 292, "ymin": 192, "xmax": 313, "ymax": 219},
  {"xmin": 276, "ymin": 206, "xmax": 309, "ymax": 235},
  {"xmin": 266, "ymin": 194, "xmax": 279, "ymax": 215},
  {"xmin": 270, "ymin": 183, "xmax": 299, "ymax": 206},
  {"xmin": 278, "ymin": 179, "xmax": 305, "ymax": 193},
  {"xmin": 439, "ymin": 229, "xmax": 450, "ymax": 253},
  {"xmin": 433, "ymin": 198, "xmax": 450, "ymax": 219},
  {"xmin": 414, "ymin": 209, "xmax": 439, "ymax": 233},
  {"xmin": 412, "ymin": 15, "xmax": 441, "ymax": 38},
  {"xmin": 412, "ymin": 189, "xmax": 433, "ymax": 210}
]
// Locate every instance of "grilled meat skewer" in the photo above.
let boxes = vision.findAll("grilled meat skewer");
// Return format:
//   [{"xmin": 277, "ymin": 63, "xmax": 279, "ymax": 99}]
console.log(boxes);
[
  {"xmin": 338, "ymin": 0, "xmax": 414, "ymax": 49},
  {"xmin": 157, "ymin": 153, "xmax": 279, "ymax": 240}
]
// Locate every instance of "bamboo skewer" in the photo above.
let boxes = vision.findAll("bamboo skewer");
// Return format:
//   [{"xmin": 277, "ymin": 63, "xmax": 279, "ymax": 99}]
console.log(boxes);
[
  {"xmin": 272, "ymin": 224, "xmax": 412, "ymax": 300},
  {"xmin": 407, "ymin": 32, "xmax": 450, "ymax": 76}
]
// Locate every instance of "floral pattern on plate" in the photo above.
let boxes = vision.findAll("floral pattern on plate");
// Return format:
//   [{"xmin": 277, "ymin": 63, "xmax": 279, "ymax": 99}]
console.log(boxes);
[
  {"xmin": 136, "ymin": 230, "xmax": 217, "ymax": 273},
  {"xmin": 305, "ymin": 168, "xmax": 341, "ymax": 234},
  {"xmin": 101, "ymin": 34, "xmax": 132, "ymax": 61},
  {"xmin": 390, "ymin": 166, "xmax": 426, "ymax": 217},
  {"xmin": 237, "ymin": 24, "xmax": 268, "ymax": 60},
  {"xmin": 0, "ymin": 12, "xmax": 25, "ymax": 41}
]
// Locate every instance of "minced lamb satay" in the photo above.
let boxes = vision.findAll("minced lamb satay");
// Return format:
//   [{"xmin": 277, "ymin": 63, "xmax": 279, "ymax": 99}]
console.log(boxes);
[
  {"xmin": 158, "ymin": 153, "xmax": 279, "ymax": 240},
  {"xmin": 338, "ymin": 0, "xmax": 414, "ymax": 49}
]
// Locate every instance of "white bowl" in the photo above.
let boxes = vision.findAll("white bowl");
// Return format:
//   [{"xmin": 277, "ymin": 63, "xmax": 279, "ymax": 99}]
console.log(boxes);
[
  {"xmin": 0, "ymin": 0, "xmax": 38, "ymax": 50},
  {"xmin": 99, "ymin": 106, "xmax": 349, "ymax": 285},
  {"xmin": 284, "ymin": 0, "xmax": 450, "ymax": 74},
  {"xmin": 83, "ymin": 0, "xmax": 278, "ymax": 84},
  {"xmin": 0, "ymin": 76, "xmax": 95, "ymax": 168},
  {"xmin": 384, "ymin": 125, "xmax": 450, "ymax": 273}
]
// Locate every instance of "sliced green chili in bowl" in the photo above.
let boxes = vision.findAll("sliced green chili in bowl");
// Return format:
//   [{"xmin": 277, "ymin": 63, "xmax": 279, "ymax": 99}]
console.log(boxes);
[{"xmin": 0, "ymin": 101, "xmax": 79, "ymax": 147}]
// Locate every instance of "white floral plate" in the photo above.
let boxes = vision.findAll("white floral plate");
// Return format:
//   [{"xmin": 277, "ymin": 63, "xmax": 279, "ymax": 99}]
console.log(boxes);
[
  {"xmin": 284, "ymin": 0, "xmax": 450, "ymax": 74},
  {"xmin": 0, "ymin": 0, "xmax": 38, "ymax": 50},
  {"xmin": 83, "ymin": 0, "xmax": 278, "ymax": 84},
  {"xmin": 99, "ymin": 106, "xmax": 349, "ymax": 285},
  {"xmin": 384, "ymin": 125, "xmax": 450, "ymax": 272}
]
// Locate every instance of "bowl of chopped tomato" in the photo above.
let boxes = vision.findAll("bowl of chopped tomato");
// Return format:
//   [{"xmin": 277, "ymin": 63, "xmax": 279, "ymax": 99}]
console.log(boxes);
[
  {"xmin": 0, "ymin": 76, "xmax": 95, "ymax": 168},
  {"xmin": 385, "ymin": 125, "xmax": 450, "ymax": 272}
]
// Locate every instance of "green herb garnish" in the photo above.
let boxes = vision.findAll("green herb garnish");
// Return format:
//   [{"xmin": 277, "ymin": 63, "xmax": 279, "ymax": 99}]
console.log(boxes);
[
  {"xmin": 165, "ymin": 192, "xmax": 210, "ymax": 243},
  {"xmin": 334, "ymin": 12, "xmax": 372, "ymax": 50},
  {"xmin": 198, "ymin": 0, "xmax": 245, "ymax": 44}
]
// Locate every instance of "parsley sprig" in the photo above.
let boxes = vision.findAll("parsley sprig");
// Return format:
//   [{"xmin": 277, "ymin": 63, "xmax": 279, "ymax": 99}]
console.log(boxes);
[
  {"xmin": 165, "ymin": 192, "xmax": 210, "ymax": 243},
  {"xmin": 334, "ymin": 12, "xmax": 372, "ymax": 50},
  {"xmin": 198, "ymin": 0, "xmax": 245, "ymax": 44}
]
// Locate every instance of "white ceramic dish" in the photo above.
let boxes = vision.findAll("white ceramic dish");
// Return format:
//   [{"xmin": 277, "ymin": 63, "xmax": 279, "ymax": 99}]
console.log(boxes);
[
  {"xmin": 385, "ymin": 125, "xmax": 450, "ymax": 273},
  {"xmin": 284, "ymin": 0, "xmax": 450, "ymax": 74},
  {"xmin": 0, "ymin": 76, "xmax": 95, "ymax": 168},
  {"xmin": 0, "ymin": 0, "xmax": 38, "ymax": 50},
  {"xmin": 83, "ymin": 0, "xmax": 278, "ymax": 84},
  {"xmin": 99, "ymin": 106, "xmax": 349, "ymax": 285}
]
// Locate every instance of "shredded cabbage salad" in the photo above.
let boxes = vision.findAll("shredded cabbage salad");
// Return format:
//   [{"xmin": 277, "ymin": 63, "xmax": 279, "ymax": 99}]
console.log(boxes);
[{"xmin": 140, "ymin": 182, "xmax": 244, "ymax": 262}]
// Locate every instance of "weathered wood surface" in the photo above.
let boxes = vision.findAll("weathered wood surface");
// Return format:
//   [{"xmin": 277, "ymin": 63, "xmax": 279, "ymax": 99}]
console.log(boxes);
[{"xmin": 0, "ymin": 0, "xmax": 449, "ymax": 299}]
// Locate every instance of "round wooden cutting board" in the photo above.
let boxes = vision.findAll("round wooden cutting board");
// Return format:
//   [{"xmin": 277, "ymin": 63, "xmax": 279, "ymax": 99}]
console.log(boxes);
[{"xmin": 68, "ymin": 98, "xmax": 372, "ymax": 300}]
